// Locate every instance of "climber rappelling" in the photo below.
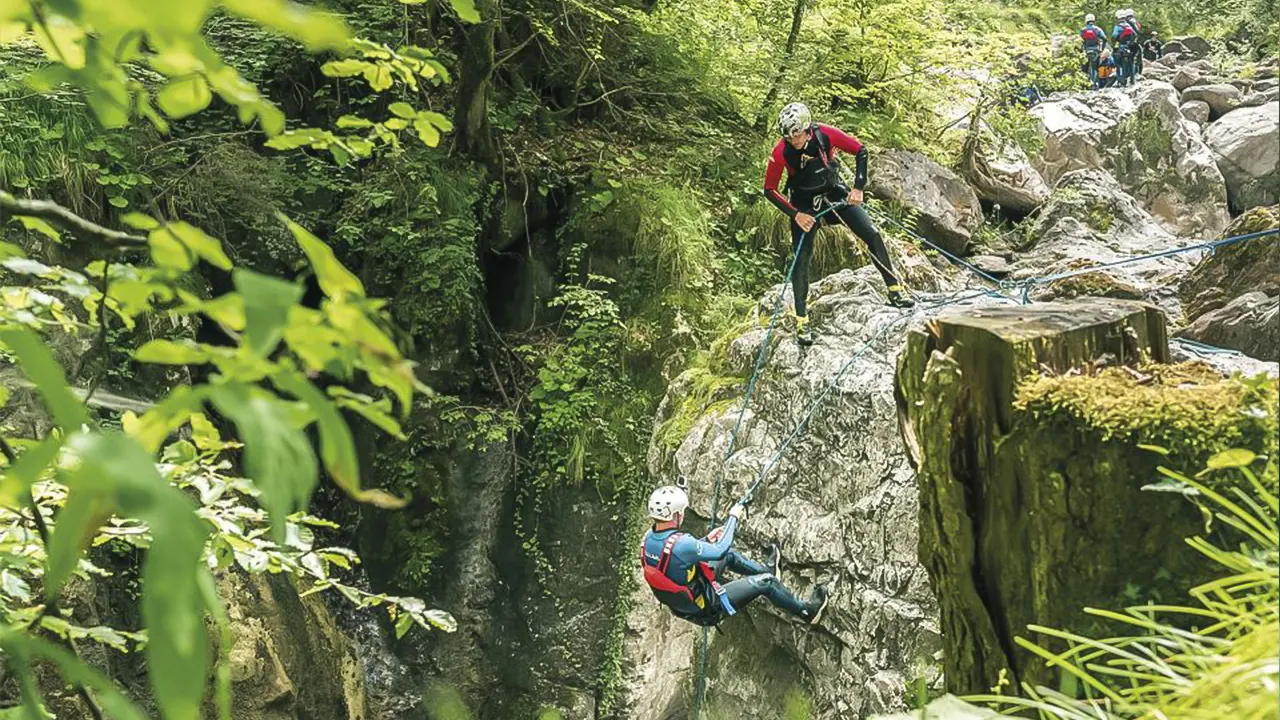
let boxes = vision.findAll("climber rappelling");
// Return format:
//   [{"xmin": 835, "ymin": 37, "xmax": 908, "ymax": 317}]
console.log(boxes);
[
  {"xmin": 763, "ymin": 102, "xmax": 914, "ymax": 346},
  {"xmin": 640, "ymin": 485, "xmax": 830, "ymax": 627}
]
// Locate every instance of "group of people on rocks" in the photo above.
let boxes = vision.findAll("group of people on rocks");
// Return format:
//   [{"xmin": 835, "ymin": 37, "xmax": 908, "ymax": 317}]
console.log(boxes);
[{"xmin": 1081, "ymin": 9, "xmax": 1163, "ymax": 89}]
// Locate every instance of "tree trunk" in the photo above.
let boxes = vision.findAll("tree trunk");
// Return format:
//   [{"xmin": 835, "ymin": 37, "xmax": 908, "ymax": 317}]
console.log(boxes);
[
  {"xmin": 454, "ymin": 0, "xmax": 500, "ymax": 162},
  {"xmin": 754, "ymin": 0, "xmax": 807, "ymax": 132}
]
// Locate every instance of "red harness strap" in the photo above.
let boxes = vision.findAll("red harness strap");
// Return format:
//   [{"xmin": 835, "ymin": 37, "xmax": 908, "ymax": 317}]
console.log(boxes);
[{"xmin": 640, "ymin": 531, "xmax": 728, "ymax": 612}]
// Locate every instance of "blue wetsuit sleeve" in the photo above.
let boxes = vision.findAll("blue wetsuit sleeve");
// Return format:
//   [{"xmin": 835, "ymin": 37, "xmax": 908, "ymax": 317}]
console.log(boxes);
[{"xmin": 672, "ymin": 516, "xmax": 739, "ymax": 563}]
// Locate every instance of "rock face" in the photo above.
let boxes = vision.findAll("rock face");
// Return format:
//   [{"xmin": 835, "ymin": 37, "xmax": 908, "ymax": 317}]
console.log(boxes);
[
  {"xmin": 1029, "ymin": 81, "xmax": 1230, "ymax": 238},
  {"xmin": 1171, "ymin": 35, "xmax": 1212, "ymax": 57},
  {"xmin": 959, "ymin": 134, "xmax": 1051, "ymax": 215},
  {"xmin": 1204, "ymin": 103, "xmax": 1280, "ymax": 211},
  {"xmin": 867, "ymin": 149, "xmax": 984, "ymax": 255},
  {"xmin": 895, "ymin": 299, "xmax": 1278, "ymax": 695},
  {"xmin": 212, "ymin": 571, "xmax": 368, "ymax": 720},
  {"xmin": 1180, "ymin": 99, "xmax": 1210, "ymax": 124},
  {"xmin": 1013, "ymin": 169, "xmax": 1195, "ymax": 307},
  {"xmin": 625, "ymin": 268, "xmax": 1001, "ymax": 719},
  {"xmin": 1177, "ymin": 206, "xmax": 1280, "ymax": 359},
  {"xmin": 1181, "ymin": 83, "xmax": 1243, "ymax": 118},
  {"xmin": 1179, "ymin": 291, "xmax": 1279, "ymax": 361},
  {"xmin": 1172, "ymin": 67, "xmax": 1204, "ymax": 91}
]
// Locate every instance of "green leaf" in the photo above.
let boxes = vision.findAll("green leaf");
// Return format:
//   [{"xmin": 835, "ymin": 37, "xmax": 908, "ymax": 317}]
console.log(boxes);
[
  {"xmin": 388, "ymin": 102, "xmax": 416, "ymax": 119},
  {"xmin": 157, "ymin": 76, "xmax": 212, "ymax": 118},
  {"xmin": 363, "ymin": 63, "xmax": 393, "ymax": 91},
  {"xmin": 134, "ymin": 339, "xmax": 213, "ymax": 365},
  {"xmin": 152, "ymin": 221, "xmax": 232, "ymax": 270},
  {"xmin": 211, "ymin": 384, "xmax": 318, "ymax": 543},
  {"xmin": 148, "ymin": 226, "xmax": 194, "ymax": 270},
  {"xmin": 222, "ymin": 0, "xmax": 350, "ymax": 51},
  {"xmin": 0, "ymin": 436, "xmax": 64, "ymax": 508},
  {"xmin": 44, "ymin": 481, "xmax": 114, "ymax": 602},
  {"xmin": 449, "ymin": 0, "xmax": 481, "ymax": 22},
  {"xmin": 335, "ymin": 114, "xmax": 373, "ymax": 128},
  {"xmin": 320, "ymin": 59, "xmax": 370, "ymax": 78},
  {"xmin": 15, "ymin": 216, "xmax": 60, "ymax": 241},
  {"xmin": 234, "ymin": 269, "xmax": 302, "ymax": 356},
  {"xmin": 1207, "ymin": 448, "xmax": 1257, "ymax": 469},
  {"xmin": 1136, "ymin": 444, "xmax": 1170, "ymax": 455},
  {"xmin": 413, "ymin": 117, "xmax": 440, "ymax": 147},
  {"xmin": 121, "ymin": 213, "xmax": 159, "ymax": 230},
  {"xmin": 0, "ymin": 329, "xmax": 90, "ymax": 430},
  {"xmin": 0, "ymin": 630, "xmax": 147, "ymax": 720},
  {"xmin": 277, "ymin": 214, "xmax": 364, "ymax": 298},
  {"xmin": 275, "ymin": 370, "xmax": 369, "ymax": 503},
  {"xmin": 394, "ymin": 612, "xmax": 413, "ymax": 639},
  {"xmin": 328, "ymin": 388, "xmax": 405, "ymax": 439},
  {"xmin": 108, "ymin": 196, "xmax": 129, "ymax": 208}
]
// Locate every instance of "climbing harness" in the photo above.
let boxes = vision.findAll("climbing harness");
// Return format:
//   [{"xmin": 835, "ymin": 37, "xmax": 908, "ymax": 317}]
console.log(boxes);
[{"xmin": 640, "ymin": 530, "xmax": 735, "ymax": 624}]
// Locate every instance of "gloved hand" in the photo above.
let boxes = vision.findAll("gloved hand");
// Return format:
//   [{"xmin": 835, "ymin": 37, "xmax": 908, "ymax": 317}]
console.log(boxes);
[{"xmin": 728, "ymin": 502, "xmax": 746, "ymax": 521}]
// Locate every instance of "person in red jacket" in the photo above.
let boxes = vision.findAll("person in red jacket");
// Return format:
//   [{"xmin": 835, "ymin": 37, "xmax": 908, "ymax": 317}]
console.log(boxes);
[{"xmin": 764, "ymin": 102, "xmax": 912, "ymax": 345}]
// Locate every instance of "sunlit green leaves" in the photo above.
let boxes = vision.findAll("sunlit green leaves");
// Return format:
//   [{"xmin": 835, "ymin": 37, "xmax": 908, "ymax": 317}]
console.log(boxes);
[
  {"xmin": 279, "ymin": 214, "xmax": 364, "ymax": 299},
  {"xmin": 448, "ymin": 0, "xmax": 481, "ymax": 23},
  {"xmin": 148, "ymin": 221, "xmax": 231, "ymax": 270},
  {"xmin": 156, "ymin": 76, "xmax": 212, "ymax": 118},
  {"xmin": 211, "ymin": 384, "xmax": 318, "ymax": 543},
  {"xmin": 222, "ymin": 0, "xmax": 349, "ymax": 50},
  {"xmin": 235, "ymin": 270, "xmax": 303, "ymax": 356}
]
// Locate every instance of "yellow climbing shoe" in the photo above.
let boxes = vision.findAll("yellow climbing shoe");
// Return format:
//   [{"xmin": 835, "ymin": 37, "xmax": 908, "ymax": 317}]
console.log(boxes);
[
  {"xmin": 796, "ymin": 314, "xmax": 813, "ymax": 346},
  {"xmin": 887, "ymin": 284, "xmax": 915, "ymax": 308}
]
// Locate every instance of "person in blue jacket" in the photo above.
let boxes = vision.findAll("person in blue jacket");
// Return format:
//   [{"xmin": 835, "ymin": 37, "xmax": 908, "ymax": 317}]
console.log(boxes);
[
  {"xmin": 1080, "ymin": 13, "xmax": 1107, "ymax": 89},
  {"xmin": 1112, "ymin": 9, "xmax": 1139, "ymax": 86},
  {"xmin": 640, "ymin": 485, "xmax": 830, "ymax": 626}
]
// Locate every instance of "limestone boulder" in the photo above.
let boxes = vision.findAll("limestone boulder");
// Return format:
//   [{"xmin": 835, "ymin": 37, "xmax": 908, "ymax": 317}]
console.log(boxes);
[
  {"xmin": 1177, "ymin": 206, "xmax": 1280, "ymax": 352},
  {"xmin": 1181, "ymin": 83, "xmax": 1243, "ymax": 118},
  {"xmin": 1204, "ymin": 103, "xmax": 1280, "ymax": 211},
  {"xmin": 1171, "ymin": 67, "xmax": 1204, "ymax": 91},
  {"xmin": 1180, "ymin": 99, "xmax": 1211, "ymax": 124},
  {"xmin": 1029, "ymin": 81, "xmax": 1230, "ymax": 238},
  {"xmin": 1171, "ymin": 35, "xmax": 1212, "ymax": 56},
  {"xmin": 959, "ymin": 134, "xmax": 1051, "ymax": 215},
  {"xmin": 867, "ymin": 149, "xmax": 984, "ymax": 255},
  {"xmin": 1178, "ymin": 291, "xmax": 1279, "ymax": 361},
  {"xmin": 627, "ymin": 268, "xmax": 1001, "ymax": 719}
]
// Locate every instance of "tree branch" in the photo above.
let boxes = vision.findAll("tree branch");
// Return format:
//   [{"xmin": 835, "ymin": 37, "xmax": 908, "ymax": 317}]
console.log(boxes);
[{"xmin": 0, "ymin": 191, "xmax": 148, "ymax": 250}]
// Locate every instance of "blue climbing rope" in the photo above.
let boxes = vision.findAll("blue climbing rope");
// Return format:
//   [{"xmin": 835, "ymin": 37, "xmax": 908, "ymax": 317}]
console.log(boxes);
[
  {"xmin": 863, "ymin": 205, "xmax": 1006, "ymax": 288},
  {"xmin": 691, "ymin": 202, "xmax": 848, "ymax": 720},
  {"xmin": 739, "ymin": 285, "xmax": 1020, "ymax": 507},
  {"xmin": 688, "ymin": 214, "xmax": 1278, "ymax": 716},
  {"xmin": 1013, "ymin": 228, "xmax": 1280, "ymax": 293}
]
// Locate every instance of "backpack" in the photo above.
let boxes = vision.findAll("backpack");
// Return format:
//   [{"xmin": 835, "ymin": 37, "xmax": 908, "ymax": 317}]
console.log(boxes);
[
  {"xmin": 1117, "ymin": 24, "xmax": 1135, "ymax": 43},
  {"xmin": 1082, "ymin": 27, "xmax": 1102, "ymax": 45}
]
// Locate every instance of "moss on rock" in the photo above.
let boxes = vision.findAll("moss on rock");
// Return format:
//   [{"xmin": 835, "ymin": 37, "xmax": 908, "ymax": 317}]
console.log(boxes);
[{"xmin": 1016, "ymin": 363, "xmax": 1279, "ymax": 480}]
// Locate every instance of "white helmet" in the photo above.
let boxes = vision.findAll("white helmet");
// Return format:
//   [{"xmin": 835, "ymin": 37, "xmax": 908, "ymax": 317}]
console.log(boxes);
[
  {"xmin": 648, "ymin": 486, "xmax": 689, "ymax": 521},
  {"xmin": 1115, "ymin": 8, "xmax": 1128, "ymax": 19},
  {"xmin": 1085, "ymin": 13, "xmax": 1095, "ymax": 22},
  {"xmin": 777, "ymin": 102, "xmax": 813, "ymax": 137}
]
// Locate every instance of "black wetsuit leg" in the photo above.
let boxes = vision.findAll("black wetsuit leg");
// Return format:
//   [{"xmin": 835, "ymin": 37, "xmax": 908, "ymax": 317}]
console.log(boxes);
[
  {"xmin": 790, "ymin": 216, "xmax": 815, "ymax": 317},
  {"xmin": 720, "ymin": 574, "xmax": 808, "ymax": 617},
  {"xmin": 832, "ymin": 204, "xmax": 898, "ymax": 287}
]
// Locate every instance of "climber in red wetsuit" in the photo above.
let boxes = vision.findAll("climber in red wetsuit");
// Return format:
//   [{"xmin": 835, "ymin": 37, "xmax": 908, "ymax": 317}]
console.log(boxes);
[
  {"xmin": 764, "ymin": 102, "xmax": 913, "ymax": 345},
  {"xmin": 640, "ymin": 485, "xmax": 829, "ymax": 626}
]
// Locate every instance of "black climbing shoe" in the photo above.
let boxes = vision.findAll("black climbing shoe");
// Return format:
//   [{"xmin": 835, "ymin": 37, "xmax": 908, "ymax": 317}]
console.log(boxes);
[
  {"xmin": 765, "ymin": 542, "xmax": 782, "ymax": 577},
  {"xmin": 803, "ymin": 584, "xmax": 831, "ymax": 625},
  {"xmin": 887, "ymin": 284, "xmax": 915, "ymax": 309}
]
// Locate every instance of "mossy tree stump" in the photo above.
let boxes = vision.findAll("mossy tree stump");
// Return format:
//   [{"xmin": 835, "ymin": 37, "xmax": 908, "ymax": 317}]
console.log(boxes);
[{"xmin": 893, "ymin": 299, "xmax": 1276, "ymax": 697}]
